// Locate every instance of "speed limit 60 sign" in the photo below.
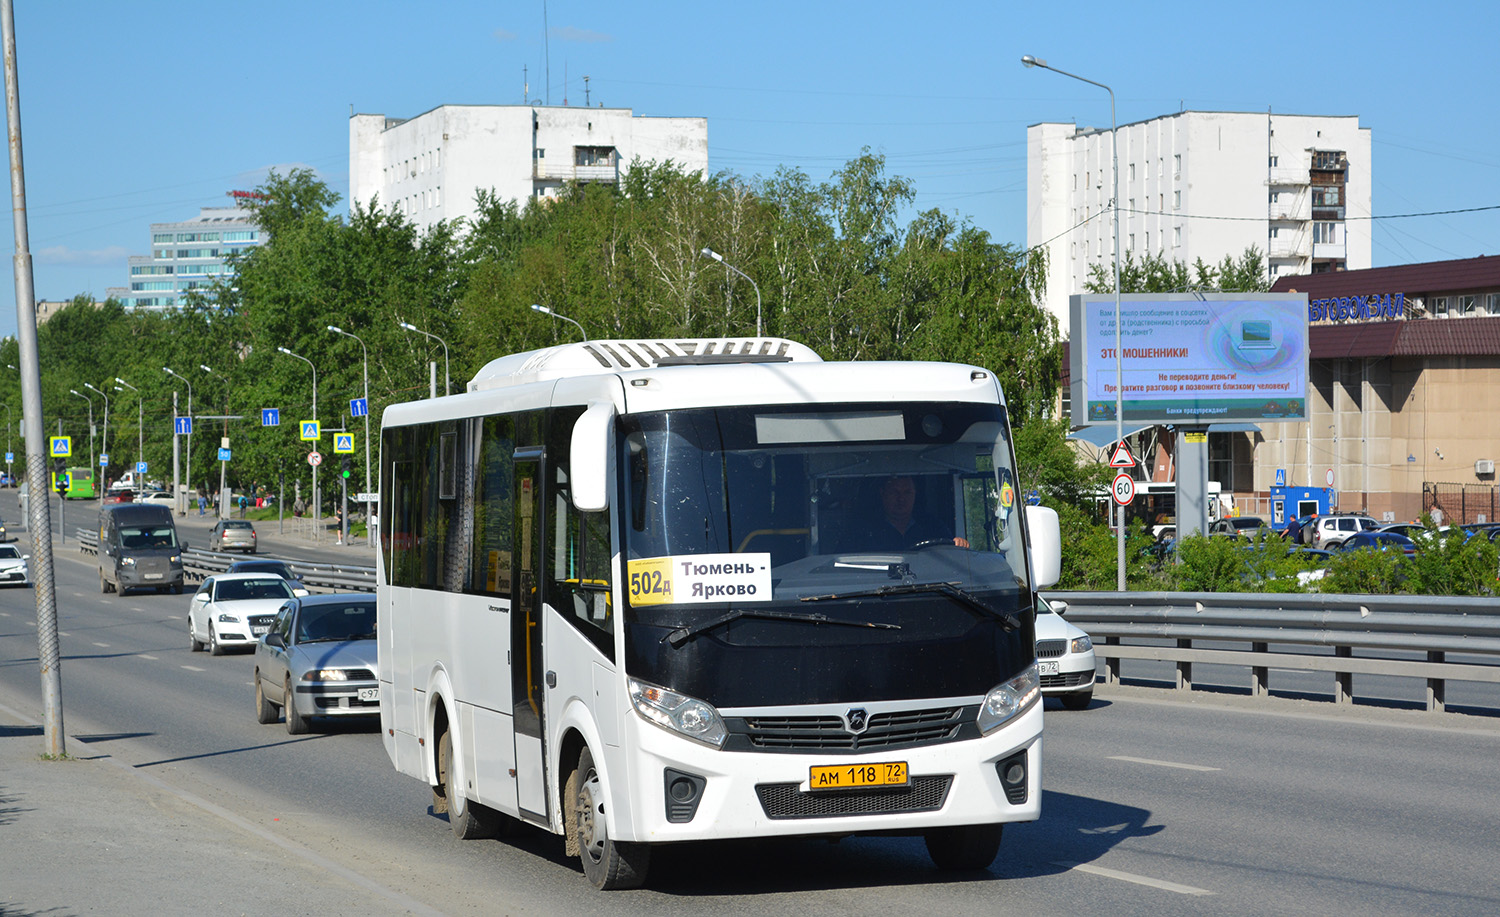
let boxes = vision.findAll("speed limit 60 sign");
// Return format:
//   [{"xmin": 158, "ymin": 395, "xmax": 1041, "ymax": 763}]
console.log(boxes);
[{"xmin": 1111, "ymin": 472, "xmax": 1136, "ymax": 506}]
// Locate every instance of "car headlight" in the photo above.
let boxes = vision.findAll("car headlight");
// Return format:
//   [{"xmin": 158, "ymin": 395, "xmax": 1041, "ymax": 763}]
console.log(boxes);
[
  {"xmin": 976, "ymin": 665, "xmax": 1040, "ymax": 735},
  {"xmin": 293, "ymin": 588, "xmax": 310, "ymax": 597},
  {"xmin": 1071, "ymin": 635, "xmax": 1093, "ymax": 654},
  {"xmin": 628, "ymin": 678, "xmax": 726, "ymax": 748},
  {"xmin": 120, "ymin": 557, "xmax": 136, "ymax": 566},
  {"xmin": 216, "ymin": 613, "xmax": 241, "ymax": 624},
  {"xmin": 304, "ymin": 669, "xmax": 350, "ymax": 681},
  {"xmin": 169, "ymin": 554, "xmax": 181, "ymax": 564}
]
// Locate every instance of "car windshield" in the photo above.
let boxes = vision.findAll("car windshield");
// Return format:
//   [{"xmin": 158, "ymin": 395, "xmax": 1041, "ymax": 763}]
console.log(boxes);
[
  {"xmin": 119, "ymin": 524, "xmax": 177, "ymax": 549},
  {"xmin": 296, "ymin": 602, "xmax": 377, "ymax": 643},
  {"xmin": 215, "ymin": 577, "xmax": 293, "ymax": 601},
  {"xmin": 231, "ymin": 561, "xmax": 293, "ymax": 577},
  {"xmin": 616, "ymin": 400, "xmax": 1032, "ymax": 707},
  {"xmin": 0, "ymin": 546, "xmax": 19, "ymax": 559}
]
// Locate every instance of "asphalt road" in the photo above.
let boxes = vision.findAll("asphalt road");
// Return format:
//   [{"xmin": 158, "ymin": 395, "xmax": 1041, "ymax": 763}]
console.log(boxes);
[{"xmin": 2, "ymin": 495, "xmax": 1499, "ymax": 915}]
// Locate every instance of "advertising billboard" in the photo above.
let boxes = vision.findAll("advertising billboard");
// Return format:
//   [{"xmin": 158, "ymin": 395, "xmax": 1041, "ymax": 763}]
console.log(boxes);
[{"xmin": 1069, "ymin": 293, "xmax": 1309, "ymax": 426}]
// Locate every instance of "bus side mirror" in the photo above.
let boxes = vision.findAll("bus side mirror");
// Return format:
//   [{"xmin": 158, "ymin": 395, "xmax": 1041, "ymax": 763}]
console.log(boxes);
[
  {"xmin": 1026, "ymin": 505, "xmax": 1061, "ymax": 589},
  {"xmin": 571, "ymin": 402, "xmax": 614, "ymax": 513}
]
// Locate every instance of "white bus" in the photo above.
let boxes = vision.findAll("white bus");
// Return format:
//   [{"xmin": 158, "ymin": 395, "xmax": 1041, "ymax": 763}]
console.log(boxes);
[{"xmin": 377, "ymin": 337, "xmax": 1062, "ymax": 889}]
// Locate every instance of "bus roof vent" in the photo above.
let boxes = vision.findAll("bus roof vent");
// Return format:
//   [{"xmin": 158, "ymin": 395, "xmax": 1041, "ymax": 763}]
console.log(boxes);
[{"xmin": 468, "ymin": 337, "xmax": 822, "ymax": 390}]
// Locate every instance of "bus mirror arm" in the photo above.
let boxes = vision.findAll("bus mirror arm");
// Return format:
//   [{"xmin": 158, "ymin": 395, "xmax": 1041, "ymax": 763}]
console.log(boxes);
[{"xmin": 571, "ymin": 402, "xmax": 615, "ymax": 513}]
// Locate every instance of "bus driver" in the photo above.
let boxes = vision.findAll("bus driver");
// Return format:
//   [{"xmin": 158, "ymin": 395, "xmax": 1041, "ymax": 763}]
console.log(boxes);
[{"xmin": 865, "ymin": 475, "xmax": 969, "ymax": 551}]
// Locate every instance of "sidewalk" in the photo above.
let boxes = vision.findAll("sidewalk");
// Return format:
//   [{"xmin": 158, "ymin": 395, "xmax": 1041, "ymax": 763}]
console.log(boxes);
[{"xmin": 0, "ymin": 699, "xmax": 436, "ymax": 916}]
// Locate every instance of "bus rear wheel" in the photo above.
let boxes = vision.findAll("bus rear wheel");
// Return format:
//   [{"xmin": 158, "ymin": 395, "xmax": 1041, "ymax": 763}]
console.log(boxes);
[
  {"xmin": 572, "ymin": 746, "xmax": 649, "ymax": 889},
  {"xmin": 436, "ymin": 728, "xmax": 503, "ymax": 840}
]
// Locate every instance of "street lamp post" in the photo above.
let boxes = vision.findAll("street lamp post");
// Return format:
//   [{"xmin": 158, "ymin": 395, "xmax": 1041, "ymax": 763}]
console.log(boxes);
[
  {"xmin": 201, "ymin": 365, "xmax": 230, "ymax": 516},
  {"xmin": 398, "ymin": 321, "xmax": 450, "ymax": 397},
  {"xmin": 82, "ymin": 381, "xmax": 109, "ymax": 479},
  {"xmin": 327, "ymin": 325, "xmax": 372, "ymax": 534},
  {"xmin": 1022, "ymin": 53, "xmax": 1126, "ymax": 592},
  {"xmin": 0, "ymin": 402, "xmax": 11, "ymax": 482},
  {"xmin": 68, "ymin": 389, "xmax": 94, "ymax": 471},
  {"xmin": 699, "ymin": 247, "xmax": 763, "ymax": 337},
  {"xmin": 529, "ymin": 303, "xmax": 589, "ymax": 341},
  {"xmin": 277, "ymin": 346, "xmax": 320, "ymax": 540},
  {"xmin": 114, "ymin": 378, "xmax": 142, "ymax": 485},
  {"xmin": 163, "ymin": 367, "xmax": 192, "ymax": 512}
]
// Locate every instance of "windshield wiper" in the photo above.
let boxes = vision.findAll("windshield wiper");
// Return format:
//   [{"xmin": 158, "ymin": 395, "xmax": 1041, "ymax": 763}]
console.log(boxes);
[
  {"xmin": 664, "ymin": 608, "xmax": 900, "ymax": 648},
  {"xmin": 800, "ymin": 581, "xmax": 1020, "ymax": 631}
]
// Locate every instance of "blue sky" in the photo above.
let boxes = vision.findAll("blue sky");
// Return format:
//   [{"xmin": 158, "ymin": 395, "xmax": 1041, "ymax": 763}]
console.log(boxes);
[{"xmin": 3, "ymin": 0, "xmax": 1497, "ymax": 340}]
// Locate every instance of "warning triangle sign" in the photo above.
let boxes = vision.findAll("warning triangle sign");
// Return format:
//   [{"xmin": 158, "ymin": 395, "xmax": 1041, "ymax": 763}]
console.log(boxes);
[{"xmin": 1108, "ymin": 442, "xmax": 1135, "ymax": 468}]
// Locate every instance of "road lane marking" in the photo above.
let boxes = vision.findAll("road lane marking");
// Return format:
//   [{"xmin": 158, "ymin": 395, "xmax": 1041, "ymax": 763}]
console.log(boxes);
[
  {"xmin": 58, "ymin": 631, "xmax": 70, "ymax": 637},
  {"xmin": 93, "ymin": 642, "xmax": 111, "ymax": 648},
  {"xmin": 181, "ymin": 665, "xmax": 206, "ymax": 672},
  {"xmin": 1108, "ymin": 755, "xmax": 1220, "ymax": 772},
  {"xmin": 138, "ymin": 654, "xmax": 158, "ymax": 660},
  {"xmin": 1053, "ymin": 861, "xmax": 1213, "ymax": 896}
]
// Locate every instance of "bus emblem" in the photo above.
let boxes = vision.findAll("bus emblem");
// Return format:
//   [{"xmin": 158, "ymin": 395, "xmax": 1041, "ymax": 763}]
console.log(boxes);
[{"xmin": 844, "ymin": 708, "xmax": 869, "ymax": 734}]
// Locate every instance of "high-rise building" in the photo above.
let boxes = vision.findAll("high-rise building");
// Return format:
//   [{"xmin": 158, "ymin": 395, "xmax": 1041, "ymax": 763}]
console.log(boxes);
[
  {"xmin": 349, "ymin": 104, "xmax": 709, "ymax": 235},
  {"xmin": 1027, "ymin": 111, "xmax": 1371, "ymax": 335},
  {"xmin": 106, "ymin": 196, "xmax": 263, "ymax": 309}
]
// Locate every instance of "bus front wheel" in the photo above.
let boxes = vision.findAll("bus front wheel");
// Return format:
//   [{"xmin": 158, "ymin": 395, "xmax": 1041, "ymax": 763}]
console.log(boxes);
[{"xmin": 572, "ymin": 746, "xmax": 649, "ymax": 889}]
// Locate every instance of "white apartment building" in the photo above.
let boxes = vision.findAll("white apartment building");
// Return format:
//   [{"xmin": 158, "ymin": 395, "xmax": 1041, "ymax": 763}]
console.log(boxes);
[
  {"xmin": 349, "ymin": 104, "xmax": 709, "ymax": 235},
  {"xmin": 1027, "ymin": 111, "xmax": 1371, "ymax": 336}
]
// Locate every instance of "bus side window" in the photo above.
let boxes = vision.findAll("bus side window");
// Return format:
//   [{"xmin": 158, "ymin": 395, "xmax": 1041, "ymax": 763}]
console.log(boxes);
[
  {"xmin": 467, "ymin": 413, "xmax": 515, "ymax": 598},
  {"xmin": 548, "ymin": 408, "xmax": 613, "ymax": 660}
]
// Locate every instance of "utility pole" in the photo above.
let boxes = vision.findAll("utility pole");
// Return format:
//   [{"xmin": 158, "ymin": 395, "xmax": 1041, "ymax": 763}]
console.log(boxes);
[{"xmin": 4, "ymin": 0, "xmax": 64, "ymax": 755}]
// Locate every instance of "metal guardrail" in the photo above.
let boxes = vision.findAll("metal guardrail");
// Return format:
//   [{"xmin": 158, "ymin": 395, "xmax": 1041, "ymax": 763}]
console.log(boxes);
[
  {"xmin": 78, "ymin": 528, "xmax": 376, "ymax": 593},
  {"xmin": 1047, "ymin": 591, "xmax": 1500, "ymax": 714}
]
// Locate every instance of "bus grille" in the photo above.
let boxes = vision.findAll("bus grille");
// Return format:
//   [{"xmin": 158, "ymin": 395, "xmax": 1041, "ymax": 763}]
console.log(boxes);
[
  {"xmin": 755, "ymin": 775, "xmax": 952, "ymax": 819},
  {"xmin": 1035, "ymin": 640, "xmax": 1067, "ymax": 659},
  {"xmin": 737, "ymin": 707, "xmax": 965, "ymax": 752}
]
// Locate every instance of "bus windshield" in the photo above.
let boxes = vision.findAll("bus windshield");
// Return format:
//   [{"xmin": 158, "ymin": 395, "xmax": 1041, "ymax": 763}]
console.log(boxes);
[{"xmin": 619, "ymin": 401, "xmax": 1032, "ymax": 707}]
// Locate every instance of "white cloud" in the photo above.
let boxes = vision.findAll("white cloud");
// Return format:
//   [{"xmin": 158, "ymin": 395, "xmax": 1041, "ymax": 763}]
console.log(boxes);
[
  {"xmin": 552, "ymin": 26, "xmax": 613, "ymax": 43},
  {"xmin": 493, "ymin": 28, "xmax": 517, "ymax": 41},
  {"xmin": 35, "ymin": 245, "xmax": 128, "ymax": 266}
]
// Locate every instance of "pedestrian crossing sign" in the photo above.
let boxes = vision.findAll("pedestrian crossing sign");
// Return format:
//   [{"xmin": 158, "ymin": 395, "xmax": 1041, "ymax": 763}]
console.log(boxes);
[
  {"xmin": 50, "ymin": 435, "xmax": 71, "ymax": 457},
  {"xmin": 334, "ymin": 433, "xmax": 354, "ymax": 454},
  {"xmin": 300, "ymin": 420, "xmax": 320, "ymax": 441}
]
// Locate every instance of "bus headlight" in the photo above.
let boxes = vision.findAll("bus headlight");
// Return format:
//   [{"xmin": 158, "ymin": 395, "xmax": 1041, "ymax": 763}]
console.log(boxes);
[
  {"xmin": 976, "ymin": 665, "xmax": 1040, "ymax": 735},
  {"xmin": 629, "ymin": 678, "xmax": 727, "ymax": 748}
]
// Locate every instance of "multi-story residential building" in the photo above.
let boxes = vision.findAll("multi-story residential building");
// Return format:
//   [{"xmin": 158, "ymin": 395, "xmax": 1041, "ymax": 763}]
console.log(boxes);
[
  {"xmin": 106, "ymin": 197, "xmax": 263, "ymax": 309},
  {"xmin": 348, "ymin": 104, "xmax": 709, "ymax": 235},
  {"xmin": 1027, "ymin": 111, "xmax": 1372, "ymax": 335}
]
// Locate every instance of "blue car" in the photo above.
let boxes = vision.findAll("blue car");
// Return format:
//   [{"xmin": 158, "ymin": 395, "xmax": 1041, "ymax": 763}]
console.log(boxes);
[{"xmin": 1338, "ymin": 531, "xmax": 1417, "ymax": 557}]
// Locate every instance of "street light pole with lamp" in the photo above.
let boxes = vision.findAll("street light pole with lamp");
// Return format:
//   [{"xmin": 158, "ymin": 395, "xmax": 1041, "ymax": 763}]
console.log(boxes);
[
  {"xmin": 1022, "ymin": 53, "xmax": 1126, "ymax": 592},
  {"xmin": 200, "ymin": 365, "xmax": 232, "ymax": 514},
  {"xmin": 327, "ymin": 325, "xmax": 372, "ymax": 531},
  {"xmin": 82, "ymin": 381, "xmax": 109, "ymax": 479},
  {"xmin": 163, "ymin": 367, "xmax": 192, "ymax": 512},
  {"xmin": 277, "ymin": 346, "xmax": 321, "ymax": 539},
  {"xmin": 68, "ymin": 389, "xmax": 94, "ymax": 471},
  {"xmin": 113, "ymin": 378, "xmax": 142, "ymax": 486},
  {"xmin": 398, "ymin": 321, "xmax": 450, "ymax": 398},
  {"xmin": 529, "ymin": 303, "xmax": 589, "ymax": 341},
  {"xmin": 699, "ymin": 247, "xmax": 763, "ymax": 337}
]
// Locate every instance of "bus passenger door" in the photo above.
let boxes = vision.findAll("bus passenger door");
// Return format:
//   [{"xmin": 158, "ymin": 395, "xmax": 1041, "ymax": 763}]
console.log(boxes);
[{"xmin": 511, "ymin": 448, "xmax": 549, "ymax": 823}]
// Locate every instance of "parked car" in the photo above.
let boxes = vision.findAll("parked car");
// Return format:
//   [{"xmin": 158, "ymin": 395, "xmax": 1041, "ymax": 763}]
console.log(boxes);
[
  {"xmin": 1034, "ymin": 596, "xmax": 1096, "ymax": 710},
  {"xmin": 0, "ymin": 544, "xmax": 30, "ymax": 587},
  {"xmin": 226, "ymin": 558, "xmax": 309, "ymax": 596},
  {"xmin": 187, "ymin": 573, "xmax": 297, "ymax": 656},
  {"xmin": 103, "ymin": 488, "xmax": 135, "ymax": 505},
  {"xmin": 1292, "ymin": 547, "xmax": 1335, "ymax": 587},
  {"xmin": 1338, "ymin": 531, "xmax": 1418, "ymax": 557},
  {"xmin": 253, "ymin": 593, "xmax": 379, "ymax": 734},
  {"xmin": 209, "ymin": 519, "xmax": 257, "ymax": 553},
  {"xmin": 1309, "ymin": 513, "xmax": 1379, "ymax": 549},
  {"xmin": 136, "ymin": 491, "xmax": 175, "ymax": 507},
  {"xmin": 1209, "ymin": 516, "xmax": 1270, "ymax": 538}
]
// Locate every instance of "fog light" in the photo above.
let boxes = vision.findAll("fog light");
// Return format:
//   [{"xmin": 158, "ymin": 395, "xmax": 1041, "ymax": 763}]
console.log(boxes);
[
  {"xmin": 663, "ymin": 768, "xmax": 706, "ymax": 823},
  {"xmin": 996, "ymin": 751, "xmax": 1028, "ymax": 805}
]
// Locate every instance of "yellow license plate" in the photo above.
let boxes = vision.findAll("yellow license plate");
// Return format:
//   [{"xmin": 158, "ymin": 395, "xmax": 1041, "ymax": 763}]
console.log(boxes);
[{"xmin": 809, "ymin": 761, "xmax": 909, "ymax": 791}]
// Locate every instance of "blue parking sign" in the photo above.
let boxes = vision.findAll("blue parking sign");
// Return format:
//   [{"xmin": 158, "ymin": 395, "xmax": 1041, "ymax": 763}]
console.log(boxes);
[
  {"xmin": 136, "ymin": 461, "xmax": 148, "ymax": 474},
  {"xmin": 262, "ymin": 408, "xmax": 280, "ymax": 427}
]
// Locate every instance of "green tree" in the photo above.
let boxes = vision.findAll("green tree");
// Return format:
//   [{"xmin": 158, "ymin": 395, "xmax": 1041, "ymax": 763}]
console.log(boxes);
[{"xmin": 1084, "ymin": 247, "xmax": 1271, "ymax": 294}]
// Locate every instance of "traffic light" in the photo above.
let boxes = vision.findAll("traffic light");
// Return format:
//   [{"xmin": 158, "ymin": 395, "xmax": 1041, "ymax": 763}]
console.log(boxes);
[
  {"xmin": 340, "ymin": 455, "xmax": 352, "ymax": 479},
  {"xmin": 55, "ymin": 471, "xmax": 69, "ymax": 499}
]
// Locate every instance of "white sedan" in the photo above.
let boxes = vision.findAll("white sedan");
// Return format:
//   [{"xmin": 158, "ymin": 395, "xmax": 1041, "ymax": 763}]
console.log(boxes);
[
  {"xmin": 0, "ymin": 544, "xmax": 30, "ymax": 587},
  {"xmin": 188, "ymin": 573, "xmax": 297, "ymax": 656},
  {"xmin": 1035, "ymin": 596, "xmax": 1097, "ymax": 710},
  {"xmin": 137, "ymin": 491, "xmax": 176, "ymax": 506}
]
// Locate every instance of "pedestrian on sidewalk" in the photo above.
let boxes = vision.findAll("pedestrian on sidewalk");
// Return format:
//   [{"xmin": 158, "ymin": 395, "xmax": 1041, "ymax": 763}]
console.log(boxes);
[
  {"xmin": 197, "ymin": 493, "xmax": 206, "ymax": 516},
  {"xmin": 293, "ymin": 496, "xmax": 305, "ymax": 518}
]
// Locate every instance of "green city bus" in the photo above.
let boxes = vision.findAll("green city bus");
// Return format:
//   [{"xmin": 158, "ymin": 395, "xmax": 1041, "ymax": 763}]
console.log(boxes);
[{"xmin": 52, "ymin": 465, "xmax": 97, "ymax": 499}]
